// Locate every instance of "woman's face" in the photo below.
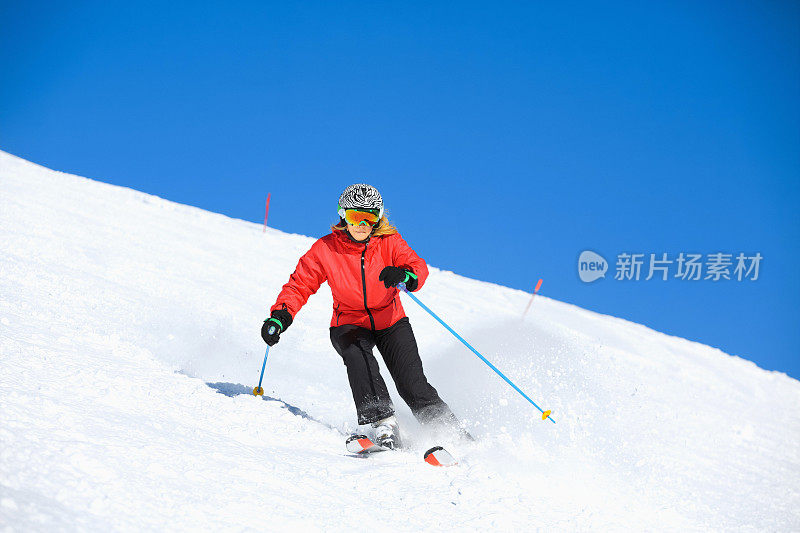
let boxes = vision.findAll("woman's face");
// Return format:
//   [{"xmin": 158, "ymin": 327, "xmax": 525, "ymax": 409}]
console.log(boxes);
[{"xmin": 347, "ymin": 223, "xmax": 372, "ymax": 241}]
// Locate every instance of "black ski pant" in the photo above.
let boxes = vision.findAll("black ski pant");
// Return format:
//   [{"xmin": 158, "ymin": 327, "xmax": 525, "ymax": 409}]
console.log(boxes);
[{"xmin": 330, "ymin": 317, "xmax": 454, "ymax": 426}]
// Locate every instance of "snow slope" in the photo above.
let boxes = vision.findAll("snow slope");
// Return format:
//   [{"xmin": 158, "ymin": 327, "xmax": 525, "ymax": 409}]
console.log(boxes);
[{"xmin": 1, "ymin": 150, "xmax": 798, "ymax": 531}]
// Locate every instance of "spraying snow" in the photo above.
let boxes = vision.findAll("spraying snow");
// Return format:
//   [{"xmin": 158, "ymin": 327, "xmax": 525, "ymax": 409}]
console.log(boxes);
[{"xmin": 1, "ymin": 150, "xmax": 798, "ymax": 530}]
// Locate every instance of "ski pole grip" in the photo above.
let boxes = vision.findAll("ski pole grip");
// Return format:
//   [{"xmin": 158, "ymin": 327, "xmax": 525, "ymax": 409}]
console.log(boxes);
[
  {"xmin": 397, "ymin": 282, "xmax": 407, "ymax": 292},
  {"xmin": 268, "ymin": 325, "xmax": 277, "ymax": 335}
]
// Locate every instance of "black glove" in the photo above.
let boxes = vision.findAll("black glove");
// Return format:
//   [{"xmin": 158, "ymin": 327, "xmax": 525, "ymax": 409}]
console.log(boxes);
[
  {"xmin": 378, "ymin": 266, "xmax": 418, "ymax": 291},
  {"xmin": 261, "ymin": 309, "xmax": 293, "ymax": 346}
]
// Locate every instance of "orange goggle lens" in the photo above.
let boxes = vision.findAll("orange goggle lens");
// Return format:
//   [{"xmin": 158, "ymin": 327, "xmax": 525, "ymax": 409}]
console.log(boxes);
[{"xmin": 344, "ymin": 209, "xmax": 380, "ymax": 226}]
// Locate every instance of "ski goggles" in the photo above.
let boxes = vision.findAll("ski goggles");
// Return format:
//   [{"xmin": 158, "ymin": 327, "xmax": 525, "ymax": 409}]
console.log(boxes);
[{"xmin": 343, "ymin": 208, "xmax": 381, "ymax": 226}]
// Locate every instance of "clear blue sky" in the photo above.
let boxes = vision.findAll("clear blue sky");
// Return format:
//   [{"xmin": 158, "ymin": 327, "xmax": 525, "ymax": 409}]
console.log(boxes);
[{"xmin": 2, "ymin": 1, "xmax": 798, "ymax": 378}]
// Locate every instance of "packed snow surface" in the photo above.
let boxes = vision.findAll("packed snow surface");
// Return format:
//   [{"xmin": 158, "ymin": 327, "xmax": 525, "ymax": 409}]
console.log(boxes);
[{"xmin": 1, "ymin": 150, "xmax": 799, "ymax": 531}]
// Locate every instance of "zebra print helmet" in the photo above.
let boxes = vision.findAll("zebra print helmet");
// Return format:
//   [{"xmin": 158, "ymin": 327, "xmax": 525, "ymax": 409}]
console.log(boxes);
[{"xmin": 337, "ymin": 183, "xmax": 384, "ymax": 219}]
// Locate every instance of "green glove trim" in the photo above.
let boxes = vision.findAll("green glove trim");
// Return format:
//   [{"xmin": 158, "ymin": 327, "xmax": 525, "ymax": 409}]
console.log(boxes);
[
  {"xmin": 265, "ymin": 317, "xmax": 284, "ymax": 333},
  {"xmin": 403, "ymin": 270, "xmax": 418, "ymax": 282}
]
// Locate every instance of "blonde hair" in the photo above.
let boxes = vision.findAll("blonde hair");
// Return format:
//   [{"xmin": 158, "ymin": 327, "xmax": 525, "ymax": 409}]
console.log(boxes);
[{"xmin": 331, "ymin": 214, "xmax": 398, "ymax": 237}]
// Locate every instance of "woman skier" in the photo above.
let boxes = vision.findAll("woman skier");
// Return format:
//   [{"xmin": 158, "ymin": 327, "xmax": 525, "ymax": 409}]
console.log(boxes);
[{"xmin": 261, "ymin": 183, "xmax": 465, "ymax": 449}]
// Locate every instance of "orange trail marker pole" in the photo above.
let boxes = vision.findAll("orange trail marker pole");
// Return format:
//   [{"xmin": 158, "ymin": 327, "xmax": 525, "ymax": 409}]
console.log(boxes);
[
  {"xmin": 523, "ymin": 278, "xmax": 543, "ymax": 318},
  {"xmin": 263, "ymin": 193, "xmax": 271, "ymax": 233}
]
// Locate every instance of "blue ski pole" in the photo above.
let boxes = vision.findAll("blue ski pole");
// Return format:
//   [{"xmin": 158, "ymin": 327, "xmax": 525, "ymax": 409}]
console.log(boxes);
[
  {"xmin": 399, "ymin": 284, "xmax": 555, "ymax": 423},
  {"xmin": 253, "ymin": 324, "xmax": 277, "ymax": 396}
]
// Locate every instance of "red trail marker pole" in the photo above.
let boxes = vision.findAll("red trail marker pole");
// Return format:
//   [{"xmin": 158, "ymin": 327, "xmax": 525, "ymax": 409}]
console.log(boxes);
[
  {"xmin": 263, "ymin": 193, "xmax": 271, "ymax": 233},
  {"xmin": 522, "ymin": 278, "xmax": 543, "ymax": 318}
]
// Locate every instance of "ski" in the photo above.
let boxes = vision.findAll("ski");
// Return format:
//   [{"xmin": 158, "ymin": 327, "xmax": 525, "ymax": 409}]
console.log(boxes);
[
  {"xmin": 423, "ymin": 446, "xmax": 458, "ymax": 467},
  {"xmin": 345, "ymin": 435, "xmax": 458, "ymax": 467},
  {"xmin": 345, "ymin": 434, "xmax": 387, "ymax": 455}
]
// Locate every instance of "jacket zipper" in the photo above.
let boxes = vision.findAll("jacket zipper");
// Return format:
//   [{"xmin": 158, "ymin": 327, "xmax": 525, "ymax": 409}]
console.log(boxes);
[{"xmin": 361, "ymin": 245, "xmax": 376, "ymax": 331}]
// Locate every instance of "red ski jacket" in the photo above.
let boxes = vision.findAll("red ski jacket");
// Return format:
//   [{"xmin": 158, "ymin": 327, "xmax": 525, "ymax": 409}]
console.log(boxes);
[{"xmin": 270, "ymin": 230, "xmax": 429, "ymax": 330}]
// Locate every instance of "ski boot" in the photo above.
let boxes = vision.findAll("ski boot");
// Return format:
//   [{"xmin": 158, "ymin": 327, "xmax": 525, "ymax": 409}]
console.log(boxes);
[{"xmin": 372, "ymin": 415, "xmax": 401, "ymax": 450}]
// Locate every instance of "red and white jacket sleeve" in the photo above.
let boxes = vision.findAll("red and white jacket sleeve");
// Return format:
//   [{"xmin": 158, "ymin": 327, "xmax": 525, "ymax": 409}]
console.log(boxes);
[
  {"xmin": 270, "ymin": 242, "xmax": 327, "ymax": 318},
  {"xmin": 391, "ymin": 234, "xmax": 429, "ymax": 292}
]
